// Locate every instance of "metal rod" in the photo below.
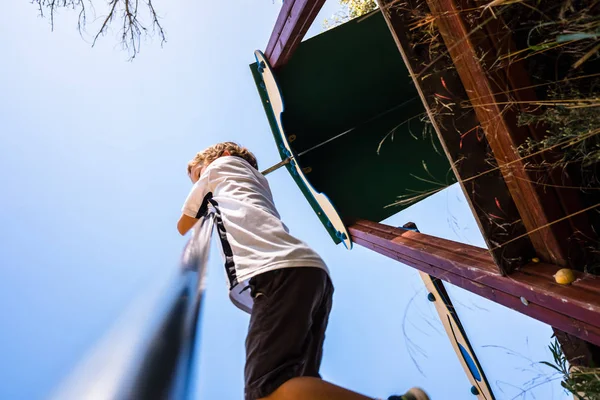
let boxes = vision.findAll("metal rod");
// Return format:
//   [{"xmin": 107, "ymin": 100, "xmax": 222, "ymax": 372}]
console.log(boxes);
[
  {"xmin": 260, "ymin": 96, "xmax": 419, "ymax": 176},
  {"xmin": 261, "ymin": 157, "xmax": 291, "ymax": 175},
  {"xmin": 50, "ymin": 218, "xmax": 214, "ymax": 400}
]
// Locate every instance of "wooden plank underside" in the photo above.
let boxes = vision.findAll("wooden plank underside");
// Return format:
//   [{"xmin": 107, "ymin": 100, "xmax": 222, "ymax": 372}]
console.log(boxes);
[
  {"xmin": 377, "ymin": 0, "xmax": 534, "ymax": 274},
  {"xmin": 471, "ymin": 4, "xmax": 596, "ymax": 269},
  {"xmin": 420, "ymin": 0, "xmax": 572, "ymax": 266},
  {"xmin": 552, "ymin": 329, "xmax": 600, "ymax": 368},
  {"xmin": 378, "ymin": 0, "xmax": 600, "ymax": 363},
  {"xmin": 349, "ymin": 220, "xmax": 600, "ymax": 346},
  {"xmin": 265, "ymin": 0, "xmax": 326, "ymax": 69}
]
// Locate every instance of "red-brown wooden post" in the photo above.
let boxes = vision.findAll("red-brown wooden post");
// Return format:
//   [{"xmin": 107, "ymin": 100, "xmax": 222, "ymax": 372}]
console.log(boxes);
[
  {"xmin": 349, "ymin": 220, "xmax": 600, "ymax": 347},
  {"xmin": 377, "ymin": 0, "xmax": 600, "ymax": 365},
  {"xmin": 265, "ymin": 0, "xmax": 327, "ymax": 69}
]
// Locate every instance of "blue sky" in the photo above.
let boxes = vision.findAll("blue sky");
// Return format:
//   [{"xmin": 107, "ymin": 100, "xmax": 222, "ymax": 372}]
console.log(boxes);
[{"xmin": 0, "ymin": 1, "xmax": 570, "ymax": 399}]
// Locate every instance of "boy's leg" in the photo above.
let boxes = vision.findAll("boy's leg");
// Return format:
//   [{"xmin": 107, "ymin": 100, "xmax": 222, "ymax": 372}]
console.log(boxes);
[
  {"xmin": 302, "ymin": 267, "xmax": 333, "ymax": 378},
  {"xmin": 244, "ymin": 267, "xmax": 333, "ymax": 400},
  {"xmin": 244, "ymin": 267, "xmax": 429, "ymax": 400},
  {"xmin": 262, "ymin": 378, "xmax": 429, "ymax": 400},
  {"xmin": 262, "ymin": 376, "xmax": 374, "ymax": 400}
]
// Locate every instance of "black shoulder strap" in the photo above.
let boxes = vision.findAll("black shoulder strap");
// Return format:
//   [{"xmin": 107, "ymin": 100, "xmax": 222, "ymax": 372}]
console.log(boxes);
[{"xmin": 195, "ymin": 192, "xmax": 214, "ymax": 219}]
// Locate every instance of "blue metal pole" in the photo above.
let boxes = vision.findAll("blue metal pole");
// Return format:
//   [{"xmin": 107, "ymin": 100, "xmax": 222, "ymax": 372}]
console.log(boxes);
[{"xmin": 51, "ymin": 217, "xmax": 214, "ymax": 400}]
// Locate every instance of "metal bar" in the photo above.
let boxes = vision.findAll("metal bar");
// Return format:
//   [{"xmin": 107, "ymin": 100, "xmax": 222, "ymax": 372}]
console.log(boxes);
[
  {"xmin": 261, "ymin": 157, "xmax": 291, "ymax": 176},
  {"xmin": 260, "ymin": 95, "xmax": 419, "ymax": 176},
  {"xmin": 349, "ymin": 220, "xmax": 600, "ymax": 346},
  {"xmin": 51, "ymin": 218, "xmax": 213, "ymax": 400}
]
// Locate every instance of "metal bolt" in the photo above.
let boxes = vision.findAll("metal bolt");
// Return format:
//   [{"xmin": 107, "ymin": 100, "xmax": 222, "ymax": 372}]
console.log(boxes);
[
  {"xmin": 520, "ymin": 297, "xmax": 529, "ymax": 306},
  {"xmin": 427, "ymin": 293, "xmax": 436, "ymax": 302}
]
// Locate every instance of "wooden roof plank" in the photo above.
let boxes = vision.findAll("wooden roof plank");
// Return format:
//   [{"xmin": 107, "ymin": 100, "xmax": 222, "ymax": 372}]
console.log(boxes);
[
  {"xmin": 265, "ymin": 0, "xmax": 326, "ymax": 69},
  {"xmin": 420, "ymin": 0, "xmax": 572, "ymax": 266},
  {"xmin": 349, "ymin": 220, "xmax": 600, "ymax": 346},
  {"xmin": 377, "ymin": 0, "xmax": 536, "ymax": 274}
]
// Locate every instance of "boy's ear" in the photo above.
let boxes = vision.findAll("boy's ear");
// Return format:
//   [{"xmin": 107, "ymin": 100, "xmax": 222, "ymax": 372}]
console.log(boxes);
[{"xmin": 222, "ymin": 150, "xmax": 231, "ymax": 156}]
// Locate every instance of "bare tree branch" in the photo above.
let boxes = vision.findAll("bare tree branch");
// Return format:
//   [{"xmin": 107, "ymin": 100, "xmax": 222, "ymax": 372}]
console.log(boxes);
[
  {"xmin": 30, "ymin": 0, "xmax": 166, "ymax": 59},
  {"xmin": 146, "ymin": 0, "xmax": 165, "ymax": 46}
]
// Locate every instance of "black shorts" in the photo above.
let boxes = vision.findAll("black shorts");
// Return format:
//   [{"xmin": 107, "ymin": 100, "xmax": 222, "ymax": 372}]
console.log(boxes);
[{"xmin": 244, "ymin": 267, "xmax": 334, "ymax": 400}]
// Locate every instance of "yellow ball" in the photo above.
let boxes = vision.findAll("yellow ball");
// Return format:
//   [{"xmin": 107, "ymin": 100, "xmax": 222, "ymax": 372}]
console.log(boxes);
[{"xmin": 554, "ymin": 268, "xmax": 576, "ymax": 285}]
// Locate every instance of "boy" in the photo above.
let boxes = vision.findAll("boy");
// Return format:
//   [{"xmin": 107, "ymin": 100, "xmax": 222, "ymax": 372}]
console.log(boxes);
[{"xmin": 178, "ymin": 142, "xmax": 429, "ymax": 400}]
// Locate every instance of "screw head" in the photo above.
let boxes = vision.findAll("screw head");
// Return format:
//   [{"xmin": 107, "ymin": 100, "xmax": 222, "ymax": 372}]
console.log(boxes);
[
  {"xmin": 427, "ymin": 293, "xmax": 436, "ymax": 302},
  {"xmin": 520, "ymin": 297, "xmax": 529, "ymax": 306}
]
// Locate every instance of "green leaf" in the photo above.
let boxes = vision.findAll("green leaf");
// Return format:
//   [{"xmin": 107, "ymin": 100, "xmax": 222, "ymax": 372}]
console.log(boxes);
[{"xmin": 540, "ymin": 361, "xmax": 564, "ymax": 373}]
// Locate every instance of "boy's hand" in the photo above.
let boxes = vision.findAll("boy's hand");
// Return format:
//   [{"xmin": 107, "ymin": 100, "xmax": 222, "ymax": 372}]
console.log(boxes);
[{"xmin": 177, "ymin": 214, "xmax": 199, "ymax": 235}]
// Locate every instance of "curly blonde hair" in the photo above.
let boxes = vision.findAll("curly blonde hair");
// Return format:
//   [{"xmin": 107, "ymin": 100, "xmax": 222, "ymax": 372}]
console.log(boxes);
[{"xmin": 187, "ymin": 142, "xmax": 258, "ymax": 176}]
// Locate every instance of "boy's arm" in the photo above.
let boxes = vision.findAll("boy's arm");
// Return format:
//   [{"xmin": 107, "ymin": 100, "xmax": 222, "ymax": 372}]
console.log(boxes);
[
  {"xmin": 178, "ymin": 171, "xmax": 210, "ymax": 236},
  {"xmin": 177, "ymin": 158, "xmax": 231, "ymax": 236},
  {"xmin": 177, "ymin": 214, "xmax": 199, "ymax": 236}
]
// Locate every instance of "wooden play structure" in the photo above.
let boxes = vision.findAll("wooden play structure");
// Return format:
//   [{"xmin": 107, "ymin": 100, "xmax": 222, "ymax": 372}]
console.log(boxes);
[{"xmin": 251, "ymin": 0, "xmax": 600, "ymax": 396}]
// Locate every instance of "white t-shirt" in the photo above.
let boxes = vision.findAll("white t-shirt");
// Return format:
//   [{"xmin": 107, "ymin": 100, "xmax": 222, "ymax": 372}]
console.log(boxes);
[{"xmin": 181, "ymin": 156, "xmax": 328, "ymax": 312}]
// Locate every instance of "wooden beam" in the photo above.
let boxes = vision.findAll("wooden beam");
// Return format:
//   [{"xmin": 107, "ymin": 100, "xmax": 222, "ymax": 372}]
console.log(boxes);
[
  {"xmin": 454, "ymin": 0, "xmax": 600, "ymax": 364},
  {"xmin": 349, "ymin": 220, "xmax": 600, "ymax": 346},
  {"xmin": 420, "ymin": 0, "xmax": 571, "ymax": 265},
  {"xmin": 455, "ymin": 0, "xmax": 597, "ymax": 269},
  {"xmin": 378, "ymin": 0, "xmax": 600, "ymax": 362},
  {"xmin": 265, "ymin": 0, "xmax": 326, "ymax": 69},
  {"xmin": 553, "ymin": 329, "xmax": 600, "ymax": 368},
  {"xmin": 377, "ymin": 0, "xmax": 535, "ymax": 274},
  {"xmin": 378, "ymin": 0, "xmax": 600, "ymax": 272}
]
